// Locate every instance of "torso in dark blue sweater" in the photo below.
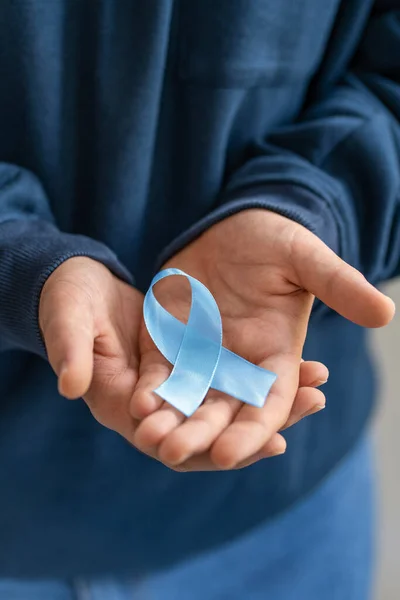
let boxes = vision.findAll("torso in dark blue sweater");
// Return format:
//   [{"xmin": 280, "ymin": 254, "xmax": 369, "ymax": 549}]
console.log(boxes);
[{"xmin": 0, "ymin": 0, "xmax": 398, "ymax": 577}]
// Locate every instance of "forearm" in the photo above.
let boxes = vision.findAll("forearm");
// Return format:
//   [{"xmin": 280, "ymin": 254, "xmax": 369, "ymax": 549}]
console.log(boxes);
[
  {"xmin": 159, "ymin": 9, "xmax": 400, "ymax": 287},
  {"xmin": 0, "ymin": 164, "xmax": 132, "ymax": 355}
]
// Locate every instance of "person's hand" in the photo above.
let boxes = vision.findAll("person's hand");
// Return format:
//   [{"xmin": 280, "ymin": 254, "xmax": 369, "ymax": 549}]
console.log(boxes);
[
  {"xmin": 39, "ymin": 255, "xmax": 327, "ymax": 451},
  {"xmin": 39, "ymin": 257, "xmax": 143, "ymax": 440},
  {"xmin": 131, "ymin": 210, "xmax": 395, "ymax": 470}
]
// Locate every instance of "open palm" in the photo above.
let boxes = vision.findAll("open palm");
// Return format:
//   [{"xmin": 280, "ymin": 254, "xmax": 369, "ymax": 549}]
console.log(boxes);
[
  {"xmin": 40, "ymin": 253, "xmax": 327, "ymax": 462},
  {"xmin": 130, "ymin": 210, "xmax": 394, "ymax": 470}
]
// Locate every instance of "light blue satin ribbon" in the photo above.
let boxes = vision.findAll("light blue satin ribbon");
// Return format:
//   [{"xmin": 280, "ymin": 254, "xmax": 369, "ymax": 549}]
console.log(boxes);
[{"xmin": 143, "ymin": 268, "xmax": 277, "ymax": 417}]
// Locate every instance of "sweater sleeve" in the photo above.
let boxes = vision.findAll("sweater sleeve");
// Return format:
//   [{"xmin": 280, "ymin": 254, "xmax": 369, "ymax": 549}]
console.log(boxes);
[
  {"xmin": 0, "ymin": 165, "xmax": 132, "ymax": 356},
  {"xmin": 159, "ymin": 9, "xmax": 400, "ymax": 287}
]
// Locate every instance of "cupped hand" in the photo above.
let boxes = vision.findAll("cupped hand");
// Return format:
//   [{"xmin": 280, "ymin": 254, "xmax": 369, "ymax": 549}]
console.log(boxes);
[
  {"xmin": 39, "ymin": 257, "xmax": 143, "ymax": 440},
  {"xmin": 130, "ymin": 210, "xmax": 394, "ymax": 470},
  {"xmin": 39, "ymin": 253, "xmax": 329, "ymax": 462}
]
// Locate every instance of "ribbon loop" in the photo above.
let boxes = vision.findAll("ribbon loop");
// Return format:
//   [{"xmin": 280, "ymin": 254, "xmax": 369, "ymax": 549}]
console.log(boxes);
[{"xmin": 143, "ymin": 269, "xmax": 277, "ymax": 417}]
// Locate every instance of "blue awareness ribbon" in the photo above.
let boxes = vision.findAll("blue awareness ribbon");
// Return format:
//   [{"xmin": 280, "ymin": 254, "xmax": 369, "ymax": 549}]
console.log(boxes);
[{"xmin": 143, "ymin": 268, "xmax": 277, "ymax": 417}]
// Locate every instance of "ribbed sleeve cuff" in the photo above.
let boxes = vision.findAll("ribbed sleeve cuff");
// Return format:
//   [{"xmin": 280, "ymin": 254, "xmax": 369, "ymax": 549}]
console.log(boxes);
[
  {"xmin": 157, "ymin": 183, "xmax": 341, "ymax": 269},
  {"xmin": 0, "ymin": 218, "xmax": 133, "ymax": 356}
]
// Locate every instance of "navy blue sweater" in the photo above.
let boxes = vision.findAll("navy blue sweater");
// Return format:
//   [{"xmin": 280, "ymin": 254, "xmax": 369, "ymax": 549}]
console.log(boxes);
[{"xmin": 0, "ymin": 0, "xmax": 399, "ymax": 577}]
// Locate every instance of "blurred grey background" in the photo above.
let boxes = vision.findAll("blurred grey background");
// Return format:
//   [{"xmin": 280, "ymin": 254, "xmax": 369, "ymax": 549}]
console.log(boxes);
[{"xmin": 373, "ymin": 279, "xmax": 400, "ymax": 600}]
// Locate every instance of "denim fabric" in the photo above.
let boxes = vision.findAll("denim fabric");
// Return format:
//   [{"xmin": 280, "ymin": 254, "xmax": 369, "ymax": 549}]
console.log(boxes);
[{"xmin": 0, "ymin": 435, "xmax": 373, "ymax": 600}]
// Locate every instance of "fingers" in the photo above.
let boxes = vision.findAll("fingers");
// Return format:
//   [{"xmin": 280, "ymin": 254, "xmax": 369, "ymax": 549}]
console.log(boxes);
[
  {"xmin": 210, "ymin": 352, "xmax": 300, "ymax": 469},
  {"xmin": 131, "ymin": 331, "xmax": 241, "ymax": 462},
  {"xmin": 133, "ymin": 384, "xmax": 324, "ymax": 469},
  {"xmin": 155, "ymin": 360, "xmax": 327, "ymax": 466},
  {"xmin": 280, "ymin": 386, "xmax": 325, "ymax": 430},
  {"xmin": 170, "ymin": 384, "xmax": 326, "ymax": 471},
  {"xmin": 292, "ymin": 228, "xmax": 395, "ymax": 328},
  {"xmin": 173, "ymin": 433, "xmax": 287, "ymax": 472},
  {"xmin": 138, "ymin": 350, "xmax": 299, "ymax": 470},
  {"xmin": 285, "ymin": 361, "xmax": 328, "ymax": 428},
  {"xmin": 130, "ymin": 346, "xmax": 171, "ymax": 419},
  {"xmin": 40, "ymin": 292, "xmax": 94, "ymax": 399},
  {"xmin": 84, "ymin": 358, "xmax": 139, "ymax": 441},
  {"xmin": 209, "ymin": 352, "xmax": 330, "ymax": 469},
  {"xmin": 157, "ymin": 393, "xmax": 241, "ymax": 465},
  {"xmin": 133, "ymin": 391, "xmax": 240, "ymax": 464},
  {"xmin": 133, "ymin": 402, "xmax": 185, "ymax": 450},
  {"xmin": 233, "ymin": 434, "xmax": 287, "ymax": 468},
  {"xmin": 132, "ymin": 356, "xmax": 328, "ymax": 469},
  {"xmin": 173, "ymin": 384, "xmax": 326, "ymax": 471},
  {"xmin": 299, "ymin": 360, "xmax": 328, "ymax": 387}
]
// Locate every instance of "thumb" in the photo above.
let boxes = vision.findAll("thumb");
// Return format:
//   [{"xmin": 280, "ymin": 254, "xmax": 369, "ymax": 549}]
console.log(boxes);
[
  {"xmin": 293, "ymin": 229, "xmax": 395, "ymax": 328},
  {"xmin": 40, "ymin": 285, "xmax": 95, "ymax": 399}
]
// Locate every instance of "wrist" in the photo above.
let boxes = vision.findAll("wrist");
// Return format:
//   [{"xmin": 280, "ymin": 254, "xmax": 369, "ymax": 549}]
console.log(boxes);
[{"xmin": 156, "ymin": 184, "xmax": 340, "ymax": 273}]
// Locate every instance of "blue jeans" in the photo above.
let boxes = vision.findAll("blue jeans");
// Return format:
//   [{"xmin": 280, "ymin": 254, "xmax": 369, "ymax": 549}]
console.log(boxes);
[{"xmin": 0, "ymin": 436, "xmax": 374, "ymax": 600}]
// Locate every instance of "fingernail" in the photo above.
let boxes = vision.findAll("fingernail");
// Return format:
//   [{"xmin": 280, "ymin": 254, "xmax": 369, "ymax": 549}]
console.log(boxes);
[
  {"xmin": 272, "ymin": 448, "xmax": 286, "ymax": 456},
  {"xmin": 311, "ymin": 378, "xmax": 328, "ymax": 387},
  {"xmin": 301, "ymin": 405, "xmax": 325, "ymax": 419},
  {"xmin": 385, "ymin": 296, "xmax": 396, "ymax": 312},
  {"xmin": 270, "ymin": 445, "xmax": 287, "ymax": 457},
  {"xmin": 57, "ymin": 364, "xmax": 69, "ymax": 395}
]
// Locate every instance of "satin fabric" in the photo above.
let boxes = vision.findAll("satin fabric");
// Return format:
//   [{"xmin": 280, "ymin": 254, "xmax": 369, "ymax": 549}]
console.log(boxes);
[{"xmin": 143, "ymin": 269, "xmax": 277, "ymax": 416}]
